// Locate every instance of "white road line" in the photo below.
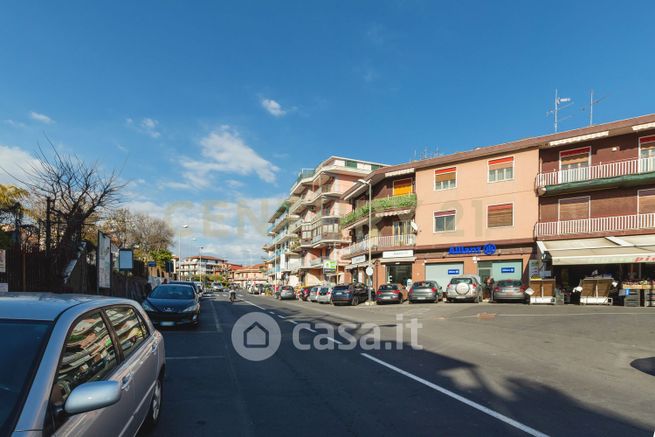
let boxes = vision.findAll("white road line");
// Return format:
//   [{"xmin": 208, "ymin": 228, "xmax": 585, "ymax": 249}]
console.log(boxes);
[
  {"xmin": 277, "ymin": 314, "xmax": 287, "ymax": 319},
  {"xmin": 209, "ymin": 300, "xmax": 223, "ymax": 333},
  {"xmin": 306, "ymin": 327, "xmax": 318, "ymax": 333},
  {"xmin": 268, "ymin": 311, "xmax": 276, "ymax": 315},
  {"xmin": 361, "ymin": 353, "xmax": 549, "ymax": 437},
  {"xmin": 326, "ymin": 337, "xmax": 343, "ymax": 345},
  {"xmin": 286, "ymin": 320, "xmax": 299, "ymax": 325},
  {"xmin": 166, "ymin": 355, "xmax": 225, "ymax": 360},
  {"xmin": 243, "ymin": 300, "xmax": 266, "ymax": 310}
]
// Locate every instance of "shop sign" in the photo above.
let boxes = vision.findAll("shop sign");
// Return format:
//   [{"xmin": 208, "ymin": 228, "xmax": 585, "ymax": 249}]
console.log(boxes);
[
  {"xmin": 323, "ymin": 260, "xmax": 337, "ymax": 272},
  {"xmin": 501, "ymin": 267, "xmax": 515, "ymax": 273},
  {"xmin": 382, "ymin": 250, "xmax": 414, "ymax": 259},
  {"xmin": 449, "ymin": 244, "xmax": 496, "ymax": 256},
  {"xmin": 447, "ymin": 269, "xmax": 460, "ymax": 275},
  {"xmin": 352, "ymin": 255, "xmax": 366, "ymax": 264},
  {"xmin": 0, "ymin": 249, "xmax": 5, "ymax": 273}
]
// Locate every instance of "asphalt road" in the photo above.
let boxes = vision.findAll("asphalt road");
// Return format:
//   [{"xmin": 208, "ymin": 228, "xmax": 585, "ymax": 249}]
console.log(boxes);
[{"xmin": 141, "ymin": 291, "xmax": 655, "ymax": 437}]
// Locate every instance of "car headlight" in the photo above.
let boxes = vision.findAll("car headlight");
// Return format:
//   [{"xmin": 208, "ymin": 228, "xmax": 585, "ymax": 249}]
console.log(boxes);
[
  {"xmin": 142, "ymin": 301, "xmax": 155, "ymax": 311},
  {"xmin": 183, "ymin": 304, "xmax": 199, "ymax": 312}
]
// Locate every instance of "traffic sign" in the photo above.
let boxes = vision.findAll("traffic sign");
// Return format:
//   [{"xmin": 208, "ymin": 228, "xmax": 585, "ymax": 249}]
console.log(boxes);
[{"xmin": 366, "ymin": 266, "xmax": 373, "ymax": 276}]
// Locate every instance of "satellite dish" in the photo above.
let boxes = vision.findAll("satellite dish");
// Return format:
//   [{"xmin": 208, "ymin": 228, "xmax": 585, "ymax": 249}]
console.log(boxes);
[{"xmin": 410, "ymin": 221, "xmax": 419, "ymax": 233}]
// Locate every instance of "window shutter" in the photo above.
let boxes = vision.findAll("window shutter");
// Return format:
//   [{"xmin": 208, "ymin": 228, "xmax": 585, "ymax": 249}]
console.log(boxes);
[
  {"xmin": 559, "ymin": 197, "xmax": 590, "ymax": 220},
  {"xmin": 488, "ymin": 157, "xmax": 513, "ymax": 172},
  {"xmin": 639, "ymin": 189, "xmax": 655, "ymax": 214},
  {"xmin": 560, "ymin": 147, "xmax": 590, "ymax": 167},
  {"xmin": 392, "ymin": 178, "xmax": 413, "ymax": 196},
  {"xmin": 487, "ymin": 203, "xmax": 513, "ymax": 227}
]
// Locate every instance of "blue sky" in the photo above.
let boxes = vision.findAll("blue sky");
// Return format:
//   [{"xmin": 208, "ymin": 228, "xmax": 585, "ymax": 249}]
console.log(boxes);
[{"xmin": 1, "ymin": 0, "xmax": 653, "ymax": 263}]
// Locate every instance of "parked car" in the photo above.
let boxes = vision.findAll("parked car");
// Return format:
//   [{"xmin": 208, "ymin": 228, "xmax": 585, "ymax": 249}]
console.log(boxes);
[
  {"xmin": 193, "ymin": 281, "xmax": 204, "ymax": 294},
  {"xmin": 445, "ymin": 275, "xmax": 483, "ymax": 302},
  {"xmin": 142, "ymin": 284, "xmax": 201, "ymax": 327},
  {"xmin": 331, "ymin": 283, "xmax": 368, "ymax": 306},
  {"xmin": 277, "ymin": 285, "xmax": 296, "ymax": 300},
  {"xmin": 491, "ymin": 279, "xmax": 528, "ymax": 303},
  {"xmin": 408, "ymin": 280, "xmax": 443, "ymax": 303},
  {"xmin": 0, "ymin": 292, "xmax": 166, "ymax": 436},
  {"xmin": 317, "ymin": 286, "xmax": 333, "ymax": 304},
  {"xmin": 375, "ymin": 283, "xmax": 407, "ymax": 304},
  {"xmin": 168, "ymin": 281, "xmax": 201, "ymax": 298},
  {"xmin": 308, "ymin": 286, "xmax": 320, "ymax": 302}
]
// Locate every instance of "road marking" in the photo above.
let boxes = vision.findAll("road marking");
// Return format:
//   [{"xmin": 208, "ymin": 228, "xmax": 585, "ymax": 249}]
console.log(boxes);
[
  {"xmin": 306, "ymin": 327, "xmax": 318, "ymax": 333},
  {"xmin": 243, "ymin": 300, "xmax": 266, "ymax": 310},
  {"xmin": 326, "ymin": 337, "xmax": 343, "ymax": 345},
  {"xmin": 209, "ymin": 301, "xmax": 223, "ymax": 333},
  {"xmin": 286, "ymin": 320, "xmax": 298, "ymax": 325},
  {"xmin": 166, "ymin": 355, "xmax": 225, "ymax": 360},
  {"xmin": 361, "ymin": 353, "xmax": 549, "ymax": 437},
  {"xmin": 277, "ymin": 314, "xmax": 287, "ymax": 319}
]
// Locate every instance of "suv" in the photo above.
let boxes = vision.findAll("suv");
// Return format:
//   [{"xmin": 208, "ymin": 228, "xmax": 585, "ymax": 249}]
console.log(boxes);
[
  {"xmin": 331, "ymin": 283, "xmax": 368, "ymax": 306},
  {"xmin": 445, "ymin": 275, "xmax": 483, "ymax": 302}
]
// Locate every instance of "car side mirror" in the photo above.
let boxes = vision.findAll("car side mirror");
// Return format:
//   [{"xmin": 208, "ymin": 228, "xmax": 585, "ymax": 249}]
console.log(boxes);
[{"xmin": 64, "ymin": 381, "xmax": 122, "ymax": 415}]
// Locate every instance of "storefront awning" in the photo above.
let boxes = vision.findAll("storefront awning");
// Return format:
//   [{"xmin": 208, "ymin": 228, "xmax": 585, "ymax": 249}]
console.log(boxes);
[
  {"xmin": 379, "ymin": 256, "xmax": 416, "ymax": 264},
  {"xmin": 538, "ymin": 235, "xmax": 655, "ymax": 265},
  {"xmin": 345, "ymin": 262, "xmax": 368, "ymax": 270}
]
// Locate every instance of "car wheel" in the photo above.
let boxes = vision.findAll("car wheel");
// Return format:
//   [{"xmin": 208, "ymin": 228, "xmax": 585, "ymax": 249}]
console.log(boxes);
[
  {"xmin": 351, "ymin": 296, "xmax": 359, "ymax": 306},
  {"xmin": 142, "ymin": 375, "xmax": 163, "ymax": 430}
]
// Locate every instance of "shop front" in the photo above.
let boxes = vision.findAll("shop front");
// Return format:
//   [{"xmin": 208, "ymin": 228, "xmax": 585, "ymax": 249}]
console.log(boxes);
[{"xmin": 378, "ymin": 250, "xmax": 414, "ymax": 288}]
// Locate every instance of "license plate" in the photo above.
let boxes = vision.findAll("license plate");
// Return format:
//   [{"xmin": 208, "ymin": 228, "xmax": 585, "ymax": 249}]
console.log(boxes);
[
  {"xmin": 418, "ymin": 297, "xmax": 426, "ymax": 300},
  {"xmin": 161, "ymin": 321, "xmax": 175, "ymax": 327},
  {"xmin": 383, "ymin": 296, "xmax": 391, "ymax": 300}
]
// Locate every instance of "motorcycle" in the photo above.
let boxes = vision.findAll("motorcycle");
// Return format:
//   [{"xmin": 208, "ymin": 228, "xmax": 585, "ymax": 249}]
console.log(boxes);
[{"xmin": 229, "ymin": 290, "xmax": 236, "ymax": 303}]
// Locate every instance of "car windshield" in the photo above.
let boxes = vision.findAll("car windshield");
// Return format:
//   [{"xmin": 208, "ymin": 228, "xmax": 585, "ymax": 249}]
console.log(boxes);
[
  {"xmin": 151, "ymin": 285, "xmax": 195, "ymax": 300},
  {"xmin": 332, "ymin": 285, "xmax": 350, "ymax": 291},
  {"xmin": 319, "ymin": 287, "xmax": 330, "ymax": 294},
  {"xmin": 497, "ymin": 280, "xmax": 523, "ymax": 287},
  {"xmin": 170, "ymin": 281, "xmax": 197, "ymax": 291},
  {"xmin": 450, "ymin": 277, "xmax": 473, "ymax": 285},
  {"xmin": 0, "ymin": 320, "xmax": 51, "ymax": 435},
  {"xmin": 379, "ymin": 284, "xmax": 397, "ymax": 291},
  {"xmin": 412, "ymin": 282, "xmax": 433, "ymax": 288}
]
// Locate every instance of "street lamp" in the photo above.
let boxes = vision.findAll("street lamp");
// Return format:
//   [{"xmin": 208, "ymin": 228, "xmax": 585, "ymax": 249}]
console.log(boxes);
[
  {"xmin": 178, "ymin": 224, "xmax": 188, "ymax": 279},
  {"xmin": 357, "ymin": 178, "xmax": 373, "ymax": 304}
]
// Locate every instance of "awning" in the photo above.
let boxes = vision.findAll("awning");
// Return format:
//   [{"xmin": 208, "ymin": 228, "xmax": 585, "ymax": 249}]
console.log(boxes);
[
  {"xmin": 379, "ymin": 256, "xmax": 416, "ymax": 264},
  {"xmin": 538, "ymin": 235, "xmax": 655, "ymax": 265},
  {"xmin": 345, "ymin": 262, "xmax": 368, "ymax": 270}
]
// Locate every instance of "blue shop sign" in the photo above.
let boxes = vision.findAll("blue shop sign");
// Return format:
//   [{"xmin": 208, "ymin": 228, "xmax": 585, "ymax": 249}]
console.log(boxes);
[
  {"xmin": 447, "ymin": 269, "xmax": 460, "ymax": 275},
  {"xmin": 501, "ymin": 267, "xmax": 515, "ymax": 273},
  {"xmin": 448, "ymin": 244, "xmax": 497, "ymax": 256}
]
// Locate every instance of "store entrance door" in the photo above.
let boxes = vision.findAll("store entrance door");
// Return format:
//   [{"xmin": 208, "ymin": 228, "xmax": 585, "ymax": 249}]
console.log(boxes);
[{"xmin": 386, "ymin": 263, "xmax": 412, "ymax": 288}]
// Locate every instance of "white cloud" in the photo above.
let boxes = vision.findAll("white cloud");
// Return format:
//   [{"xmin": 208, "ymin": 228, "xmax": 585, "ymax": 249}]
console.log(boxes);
[
  {"xmin": 0, "ymin": 144, "xmax": 42, "ymax": 185},
  {"xmin": 4, "ymin": 119, "xmax": 26, "ymax": 128},
  {"xmin": 178, "ymin": 126, "xmax": 279, "ymax": 189},
  {"xmin": 29, "ymin": 111, "xmax": 55, "ymax": 124},
  {"xmin": 261, "ymin": 98, "xmax": 286, "ymax": 117},
  {"xmin": 226, "ymin": 179, "xmax": 244, "ymax": 188},
  {"xmin": 126, "ymin": 117, "xmax": 161, "ymax": 138}
]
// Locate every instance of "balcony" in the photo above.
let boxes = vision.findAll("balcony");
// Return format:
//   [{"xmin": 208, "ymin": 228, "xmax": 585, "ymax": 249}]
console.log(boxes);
[
  {"xmin": 536, "ymin": 157, "xmax": 655, "ymax": 196},
  {"xmin": 311, "ymin": 232, "xmax": 344, "ymax": 245},
  {"xmin": 340, "ymin": 193, "xmax": 417, "ymax": 229},
  {"xmin": 535, "ymin": 213, "xmax": 655, "ymax": 238},
  {"xmin": 345, "ymin": 234, "xmax": 416, "ymax": 256},
  {"xmin": 309, "ymin": 257, "xmax": 326, "ymax": 267}
]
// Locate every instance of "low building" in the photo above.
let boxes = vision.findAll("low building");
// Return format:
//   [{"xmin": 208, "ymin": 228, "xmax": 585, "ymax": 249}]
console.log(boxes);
[{"xmin": 233, "ymin": 264, "xmax": 267, "ymax": 288}]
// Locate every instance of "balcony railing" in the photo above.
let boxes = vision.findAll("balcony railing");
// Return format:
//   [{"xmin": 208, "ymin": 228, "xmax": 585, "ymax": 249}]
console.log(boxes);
[
  {"xmin": 536, "ymin": 157, "xmax": 655, "ymax": 188},
  {"xmin": 311, "ymin": 232, "xmax": 343, "ymax": 244},
  {"xmin": 345, "ymin": 234, "xmax": 416, "ymax": 255},
  {"xmin": 309, "ymin": 257, "xmax": 325, "ymax": 267},
  {"xmin": 535, "ymin": 213, "xmax": 655, "ymax": 237},
  {"xmin": 340, "ymin": 194, "xmax": 417, "ymax": 228}
]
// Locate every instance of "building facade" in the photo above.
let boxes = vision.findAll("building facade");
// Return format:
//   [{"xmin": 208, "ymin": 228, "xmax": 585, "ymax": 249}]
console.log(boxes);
[{"xmin": 233, "ymin": 264, "xmax": 266, "ymax": 288}]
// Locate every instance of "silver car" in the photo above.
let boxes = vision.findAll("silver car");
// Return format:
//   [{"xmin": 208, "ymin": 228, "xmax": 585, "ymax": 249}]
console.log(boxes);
[
  {"xmin": 316, "ymin": 286, "xmax": 333, "ymax": 304},
  {"xmin": 446, "ymin": 275, "xmax": 484, "ymax": 302},
  {"xmin": 2, "ymin": 293, "xmax": 166, "ymax": 436}
]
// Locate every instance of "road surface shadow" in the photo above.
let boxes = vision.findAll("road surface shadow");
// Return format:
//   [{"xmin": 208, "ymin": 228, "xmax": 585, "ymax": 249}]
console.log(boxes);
[{"xmin": 631, "ymin": 357, "xmax": 655, "ymax": 376}]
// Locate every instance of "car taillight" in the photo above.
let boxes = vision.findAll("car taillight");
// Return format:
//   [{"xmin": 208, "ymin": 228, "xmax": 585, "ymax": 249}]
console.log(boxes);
[
  {"xmin": 520, "ymin": 286, "xmax": 526, "ymax": 292},
  {"xmin": 376, "ymin": 290, "xmax": 382, "ymax": 295},
  {"xmin": 432, "ymin": 287, "xmax": 437, "ymax": 292},
  {"xmin": 471, "ymin": 284, "xmax": 477, "ymax": 288},
  {"xmin": 494, "ymin": 287, "xmax": 500, "ymax": 292},
  {"xmin": 393, "ymin": 290, "xmax": 400, "ymax": 295}
]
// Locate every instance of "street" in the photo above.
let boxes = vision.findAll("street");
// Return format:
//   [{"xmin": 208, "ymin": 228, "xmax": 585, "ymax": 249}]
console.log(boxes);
[{"xmin": 142, "ymin": 292, "xmax": 655, "ymax": 437}]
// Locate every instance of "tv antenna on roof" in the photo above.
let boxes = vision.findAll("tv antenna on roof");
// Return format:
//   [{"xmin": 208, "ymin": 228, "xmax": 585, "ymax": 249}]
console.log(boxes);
[
  {"xmin": 580, "ymin": 89, "xmax": 607, "ymax": 126},
  {"xmin": 546, "ymin": 89, "xmax": 574, "ymax": 132}
]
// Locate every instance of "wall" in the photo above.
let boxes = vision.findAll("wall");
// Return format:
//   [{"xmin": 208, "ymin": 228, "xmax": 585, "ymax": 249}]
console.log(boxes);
[{"xmin": 415, "ymin": 148, "xmax": 539, "ymax": 246}]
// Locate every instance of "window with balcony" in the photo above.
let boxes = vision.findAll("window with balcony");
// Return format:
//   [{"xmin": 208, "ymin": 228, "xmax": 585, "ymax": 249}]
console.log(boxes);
[
  {"xmin": 434, "ymin": 210, "xmax": 456, "ymax": 232},
  {"xmin": 559, "ymin": 147, "xmax": 590, "ymax": 183},
  {"xmin": 639, "ymin": 136, "xmax": 655, "ymax": 172},
  {"xmin": 487, "ymin": 203, "xmax": 513, "ymax": 228},
  {"xmin": 488, "ymin": 157, "xmax": 514, "ymax": 182},
  {"xmin": 392, "ymin": 178, "xmax": 413, "ymax": 196},
  {"xmin": 558, "ymin": 196, "xmax": 590, "ymax": 221},
  {"xmin": 639, "ymin": 189, "xmax": 655, "ymax": 214},
  {"xmin": 434, "ymin": 167, "xmax": 456, "ymax": 190}
]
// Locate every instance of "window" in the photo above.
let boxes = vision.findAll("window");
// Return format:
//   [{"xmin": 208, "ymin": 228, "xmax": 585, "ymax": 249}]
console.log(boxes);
[
  {"xmin": 434, "ymin": 210, "xmax": 456, "ymax": 232},
  {"xmin": 559, "ymin": 147, "xmax": 590, "ymax": 182},
  {"xmin": 487, "ymin": 203, "xmax": 513, "ymax": 228},
  {"xmin": 50, "ymin": 312, "xmax": 118, "ymax": 408},
  {"xmin": 393, "ymin": 220, "xmax": 411, "ymax": 236},
  {"xmin": 559, "ymin": 196, "xmax": 590, "ymax": 221},
  {"xmin": 639, "ymin": 136, "xmax": 655, "ymax": 172},
  {"xmin": 488, "ymin": 157, "xmax": 514, "ymax": 182},
  {"xmin": 639, "ymin": 189, "xmax": 655, "ymax": 214},
  {"xmin": 105, "ymin": 306, "xmax": 148, "ymax": 359},
  {"xmin": 392, "ymin": 178, "xmax": 413, "ymax": 196},
  {"xmin": 435, "ymin": 167, "xmax": 456, "ymax": 190}
]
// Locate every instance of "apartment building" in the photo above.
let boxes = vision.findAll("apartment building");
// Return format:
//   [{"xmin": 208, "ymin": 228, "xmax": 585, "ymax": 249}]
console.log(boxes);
[
  {"xmin": 264, "ymin": 156, "xmax": 386, "ymax": 286},
  {"xmin": 233, "ymin": 264, "xmax": 266, "ymax": 288},
  {"xmin": 534, "ymin": 114, "xmax": 655, "ymax": 289},
  {"xmin": 177, "ymin": 255, "xmax": 234, "ymax": 279}
]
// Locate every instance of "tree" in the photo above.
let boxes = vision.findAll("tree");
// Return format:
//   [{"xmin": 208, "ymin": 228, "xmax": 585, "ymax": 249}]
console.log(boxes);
[{"xmin": 0, "ymin": 184, "xmax": 29, "ymax": 249}]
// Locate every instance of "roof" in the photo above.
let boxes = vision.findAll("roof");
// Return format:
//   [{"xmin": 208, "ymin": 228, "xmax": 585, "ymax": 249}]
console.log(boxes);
[
  {"xmin": 342, "ymin": 113, "xmax": 655, "ymax": 200},
  {"xmin": 0, "ymin": 292, "xmax": 118, "ymax": 321}
]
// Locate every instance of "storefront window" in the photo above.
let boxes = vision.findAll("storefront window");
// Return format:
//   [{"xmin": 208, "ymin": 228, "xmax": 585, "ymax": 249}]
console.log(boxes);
[{"xmin": 386, "ymin": 264, "xmax": 412, "ymax": 287}]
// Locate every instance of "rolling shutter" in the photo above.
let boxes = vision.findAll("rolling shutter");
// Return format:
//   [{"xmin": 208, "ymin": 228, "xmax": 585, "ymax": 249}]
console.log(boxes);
[
  {"xmin": 392, "ymin": 178, "xmax": 413, "ymax": 196},
  {"xmin": 559, "ymin": 197, "xmax": 589, "ymax": 220},
  {"xmin": 487, "ymin": 203, "xmax": 513, "ymax": 227},
  {"xmin": 639, "ymin": 189, "xmax": 655, "ymax": 214}
]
